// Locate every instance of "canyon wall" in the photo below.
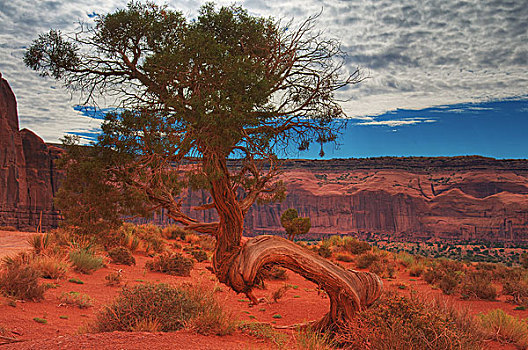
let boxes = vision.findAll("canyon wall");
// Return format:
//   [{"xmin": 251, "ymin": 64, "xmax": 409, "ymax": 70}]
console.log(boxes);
[{"xmin": 0, "ymin": 73, "xmax": 62, "ymax": 231}]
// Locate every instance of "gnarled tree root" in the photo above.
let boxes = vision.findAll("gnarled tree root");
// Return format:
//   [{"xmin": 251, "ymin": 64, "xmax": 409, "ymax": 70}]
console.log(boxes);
[{"xmin": 225, "ymin": 235, "xmax": 383, "ymax": 330}]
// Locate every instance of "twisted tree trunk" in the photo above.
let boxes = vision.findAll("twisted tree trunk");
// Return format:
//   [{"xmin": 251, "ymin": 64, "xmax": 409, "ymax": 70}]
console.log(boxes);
[
  {"xmin": 205, "ymin": 152, "xmax": 383, "ymax": 329},
  {"xmin": 225, "ymin": 235, "xmax": 383, "ymax": 329}
]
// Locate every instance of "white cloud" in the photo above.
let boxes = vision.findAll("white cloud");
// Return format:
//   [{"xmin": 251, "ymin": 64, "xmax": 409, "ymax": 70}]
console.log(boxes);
[
  {"xmin": 356, "ymin": 118, "xmax": 436, "ymax": 127},
  {"xmin": 0, "ymin": 0, "xmax": 526, "ymax": 142}
]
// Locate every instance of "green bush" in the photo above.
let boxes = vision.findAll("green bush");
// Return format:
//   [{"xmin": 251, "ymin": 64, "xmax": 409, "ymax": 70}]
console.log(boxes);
[
  {"xmin": 69, "ymin": 248, "xmax": 104, "ymax": 274},
  {"xmin": 145, "ymin": 252, "xmax": 194, "ymax": 276},
  {"xmin": 107, "ymin": 247, "xmax": 136, "ymax": 266},
  {"xmin": 0, "ymin": 264, "xmax": 46, "ymax": 301}
]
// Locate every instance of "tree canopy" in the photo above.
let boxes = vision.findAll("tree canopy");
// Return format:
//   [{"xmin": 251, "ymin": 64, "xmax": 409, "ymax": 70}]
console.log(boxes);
[
  {"xmin": 280, "ymin": 208, "xmax": 311, "ymax": 241},
  {"xmin": 25, "ymin": 2, "xmax": 381, "ymax": 330}
]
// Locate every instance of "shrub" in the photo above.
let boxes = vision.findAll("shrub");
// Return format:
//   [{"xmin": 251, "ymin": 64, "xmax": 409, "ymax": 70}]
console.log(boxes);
[
  {"xmin": 31, "ymin": 255, "xmax": 69, "ymax": 279},
  {"xmin": 408, "ymin": 262, "xmax": 426, "ymax": 277},
  {"xmin": 145, "ymin": 252, "xmax": 194, "ymax": 276},
  {"xmin": 503, "ymin": 277, "xmax": 528, "ymax": 306},
  {"xmin": 59, "ymin": 291, "xmax": 92, "ymax": 308},
  {"xmin": 69, "ymin": 248, "xmax": 104, "ymax": 274},
  {"xmin": 335, "ymin": 253, "xmax": 354, "ymax": 263},
  {"xmin": 0, "ymin": 264, "xmax": 45, "ymax": 301},
  {"xmin": 460, "ymin": 271, "xmax": 496, "ymax": 300},
  {"xmin": 478, "ymin": 309, "xmax": 528, "ymax": 348},
  {"xmin": 191, "ymin": 249, "xmax": 208, "ymax": 262},
  {"xmin": 335, "ymin": 292, "xmax": 483, "ymax": 350},
  {"xmin": 355, "ymin": 251, "xmax": 380, "ymax": 269},
  {"xmin": 342, "ymin": 237, "xmax": 371, "ymax": 255},
  {"xmin": 370, "ymin": 259, "xmax": 397, "ymax": 278},
  {"xmin": 438, "ymin": 271, "xmax": 460, "ymax": 295},
  {"xmin": 27, "ymin": 233, "xmax": 51, "ymax": 254},
  {"xmin": 395, "ymin": 252, "xmax": 415, "ymax": 267},
  {"xmin": 95, "ymin": 283, "xmax": 234, "ymax": 335},
  {"xmin": 107, "ymin": 247, "xmax": 136, "ymax": 266},
  {"xmin": 162, "ymin": 225, "xmax": 190, "ymax": 240}
]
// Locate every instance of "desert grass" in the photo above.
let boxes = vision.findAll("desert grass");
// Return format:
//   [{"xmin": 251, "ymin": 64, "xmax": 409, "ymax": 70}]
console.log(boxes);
[
  {"xmin": 145, "ymin": 252, "xmax": 194, "ymax": 276},
  {"xmin": 59, "ymin": 291, "xmax": 93, "ymax": 308},
  {"xmin": 478, "ymin": 309, "xmax": 528, "ymax": 348},
  {"xmin": 69, "ymin": 248, "xmax": 104, "ymax": 274}
]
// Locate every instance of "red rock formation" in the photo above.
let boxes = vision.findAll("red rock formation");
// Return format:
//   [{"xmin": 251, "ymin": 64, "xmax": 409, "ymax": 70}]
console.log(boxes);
[{"xmin": 0, "ymin": 74, "xmax": 61, "ymax": 231}]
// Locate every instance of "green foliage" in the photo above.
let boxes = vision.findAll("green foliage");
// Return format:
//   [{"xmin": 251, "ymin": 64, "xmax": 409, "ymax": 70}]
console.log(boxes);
[
  {"xmin": 107, "ymin": 247, "xmax": 136, "ymax": 266},
  {"xmin": 69, "ymin": 248, "xmax": 104, "ymax": 274},
  {"xmin": 68, "ymin": 277, "xmax": 84, "ymax": 284},
  {"xmin": 145, "ymin": 252, "xmax": 194, "ymax": 276},
  {"xmin": 280, "ymin": 208, "xmax": 311, "ymax": 241},
  {"xmin": 33, "ymin": 317, "xmax": 47, "ymax": 324}
]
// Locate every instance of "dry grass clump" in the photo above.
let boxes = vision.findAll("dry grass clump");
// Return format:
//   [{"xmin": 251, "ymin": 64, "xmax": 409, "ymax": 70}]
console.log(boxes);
[
  {"xmin": 105, "ymin": 270, "xmax": 123, "ymax": 286},
  {"xmin": 335, "ymin": 252, "xmax": 354, "ymax": 263},
  {"xmin": 260, "ymin": 265, "xmax": 288, "ymax": 281},
  {"xmin": 117, "ymin": 223, "xmax": 165, "ymax": 253},
  {"xmin": 295, "ymin": 326, "xmax": 337, "ymax": 350},
  {"xmin": 59, "ymin": 291, "xmax": 93, "ymax": 308},
  {"xmin": 145, "ymin": 252, "xmax": 194, "ymax": 276},
  {"xmin": 478, "ymin": 309, "xmax": 528, "ymax": 348},
  {"xmin": 107, "ymin": 247, "xmax": 136, "ymax": 266},
  {"xmin": 336, "ymin": 292, "xmax": 483, "ymax": 350},
  {"xmin": 162, "ymin": 225, "xmax": 191, "ymax": 240},
  {"xmin": 94, "ymin": 283, "xmax": 235, "ymax": 335},
  {"xmin": 31, "ymin": 254, "xmax": 70, "ymax": 279},
  {"xmin": 271, "ymin": 283, "xmax": 293, "ymax": 303},
  {"xmin": 69, "ymin": 247, "xmax": 104, "ymax": 274},
  {"xmin": 0, "ymin": 258, "xmax": 46, "ymax": 301},
  {"xmin": 239, "ymin": 322, "xmax": 288, "ymax": 348}
]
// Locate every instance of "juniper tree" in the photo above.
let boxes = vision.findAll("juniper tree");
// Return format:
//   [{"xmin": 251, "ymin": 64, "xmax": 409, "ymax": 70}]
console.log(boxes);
[{"xmin": 25, "ymin": 2, "xmax": 381, "ymax": 329}]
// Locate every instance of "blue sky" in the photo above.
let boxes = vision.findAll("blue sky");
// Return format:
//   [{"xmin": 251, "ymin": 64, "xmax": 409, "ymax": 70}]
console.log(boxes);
[
  {"xmin": 74, "ymin": 98, "xmax": 528, "ymax": 159},
  {"xmin": 0, "ymin": 0, "xmax": 527, "ymax": 158}
]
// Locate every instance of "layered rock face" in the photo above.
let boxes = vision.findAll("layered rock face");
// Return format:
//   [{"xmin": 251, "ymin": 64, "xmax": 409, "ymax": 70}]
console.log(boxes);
[
  {"xmin": 0, "ymin": 74, "xmax": 61, "ymax": 231},
  {"xmin": 144, "ymin": 158, "xmax": 528, "ymax": 243}
]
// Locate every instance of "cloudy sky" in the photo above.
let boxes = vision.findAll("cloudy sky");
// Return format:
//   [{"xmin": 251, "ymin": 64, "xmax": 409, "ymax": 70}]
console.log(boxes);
[{"xmin": 1, "ymin": 0, "xmax": 527, "ymax": 158}]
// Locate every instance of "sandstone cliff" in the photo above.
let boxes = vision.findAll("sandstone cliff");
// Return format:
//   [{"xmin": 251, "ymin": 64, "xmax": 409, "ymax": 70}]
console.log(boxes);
[{"xmin": 0, "ymin": 73, "xmax": 61, "ymax": 230}]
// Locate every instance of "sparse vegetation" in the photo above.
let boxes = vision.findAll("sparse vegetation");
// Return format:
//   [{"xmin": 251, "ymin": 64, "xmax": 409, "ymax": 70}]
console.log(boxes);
[
  {"xmin": 59, "ymin": 291, "xmax": 93, "ymax": 308},
  {"xmin": 239, "ymin": 322, "xmax": 288, "ymax": 348},
  {"xmin": 105, "ymin": 270, "xmax": 123, "ymax": 286},
  {"xmin": 191, "ymin": 249, "xmax": 208, "ymax": 263}
]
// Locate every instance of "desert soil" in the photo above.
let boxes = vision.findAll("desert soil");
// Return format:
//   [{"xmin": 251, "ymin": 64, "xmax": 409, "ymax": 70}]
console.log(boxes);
[{"xmin": 0, "ymin": 230, "xmax": 523, "ymax": 349}]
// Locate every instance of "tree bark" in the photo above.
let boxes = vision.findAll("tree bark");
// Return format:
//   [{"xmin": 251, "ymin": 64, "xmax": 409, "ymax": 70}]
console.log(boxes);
[{"xmin": 224, "ymin": 235, "xmax": 383, "ymax": 329}]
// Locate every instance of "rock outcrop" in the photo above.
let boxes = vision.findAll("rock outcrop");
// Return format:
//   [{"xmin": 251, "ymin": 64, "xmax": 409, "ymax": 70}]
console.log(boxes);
[{"xmin": 0, "ymin": 74, "xmax": 61, "ymax": 231}]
